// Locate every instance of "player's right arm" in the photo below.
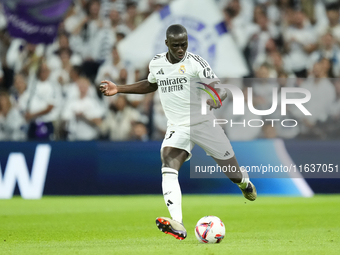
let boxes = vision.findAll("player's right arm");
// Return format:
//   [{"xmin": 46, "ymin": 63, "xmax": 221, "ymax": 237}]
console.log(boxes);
[
  {"xmin": 99, "ymin": 79, "xmax": 158, "ymax": 96},
  {"xmin": 100, "ymin": 58, "xmax": 161, "ymax": 96}
]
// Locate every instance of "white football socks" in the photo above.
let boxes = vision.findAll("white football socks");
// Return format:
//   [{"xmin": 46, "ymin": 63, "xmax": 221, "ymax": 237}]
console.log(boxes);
[
  {"xmin": 236, "ymin": 166, "xmax": 250, "ymax": 189},
  {"xmin": 161, "ymin": 167, "xmax": 183, "ymax": 223}
]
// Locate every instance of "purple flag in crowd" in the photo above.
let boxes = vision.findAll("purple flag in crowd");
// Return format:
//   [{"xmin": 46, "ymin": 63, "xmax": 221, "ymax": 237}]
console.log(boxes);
[{"xmin": 2, "ymin": 0, "xmax": 72, "ymax": 44}]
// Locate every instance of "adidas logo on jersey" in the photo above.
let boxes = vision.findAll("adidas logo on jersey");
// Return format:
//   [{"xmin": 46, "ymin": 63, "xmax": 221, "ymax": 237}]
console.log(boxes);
[
  {"xmin": 224, "ymin": 151, "xmax": 230, "ymax": 157},
  {"xmin": 153, "ymin": 54, "xmax": 161, "ymax": 60},
  {"xmin": 156, "ymin": 68, "xmax": 165, "ymax": 75}
]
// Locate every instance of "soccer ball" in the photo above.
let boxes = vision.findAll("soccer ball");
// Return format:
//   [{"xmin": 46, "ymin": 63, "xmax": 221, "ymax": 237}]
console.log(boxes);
[{"xmin": 195, "ymin": 216, "xmax": 225, "ymax": 244}]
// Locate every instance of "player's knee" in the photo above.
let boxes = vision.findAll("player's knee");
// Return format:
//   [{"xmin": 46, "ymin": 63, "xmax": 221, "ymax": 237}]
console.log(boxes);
[
  {"xmin": 162, "ymin": 161, "xmax": 180, "ymax": 171},
  {"xmin": 161, "ymin": 147, "xmax": 188, "ymax": 170}
]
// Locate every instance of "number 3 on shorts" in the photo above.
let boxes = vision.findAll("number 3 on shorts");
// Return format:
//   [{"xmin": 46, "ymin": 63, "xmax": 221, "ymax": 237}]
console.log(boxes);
[{"xmin": 166, "ymin": 131, "xmax": 175, "ymax": 140}]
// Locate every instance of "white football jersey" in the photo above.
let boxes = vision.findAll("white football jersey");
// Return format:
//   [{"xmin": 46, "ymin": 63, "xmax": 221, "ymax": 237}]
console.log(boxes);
[{"xmin": 148, "ymin": 52, "xmax": 218, "ymax": 126}]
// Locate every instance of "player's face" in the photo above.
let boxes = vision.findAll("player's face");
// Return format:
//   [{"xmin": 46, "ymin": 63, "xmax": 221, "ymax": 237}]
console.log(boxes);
[{"xmin": 166, "ymin": 33, "xmax": 188, "ymax": 63}]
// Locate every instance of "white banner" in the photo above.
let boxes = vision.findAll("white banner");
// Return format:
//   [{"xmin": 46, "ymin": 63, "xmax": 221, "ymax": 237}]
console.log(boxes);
[
  {"xmin": 0, "ymin": 145, "xmax": 51, "ymax": 199},
  {"xmin": 118, "ymin": 0, "xmax": 249, "ymax": 77}
]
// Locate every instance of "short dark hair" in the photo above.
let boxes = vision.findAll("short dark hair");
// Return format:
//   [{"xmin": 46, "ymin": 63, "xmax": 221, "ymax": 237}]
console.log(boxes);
[
  {"xmin": 326, "ymin": 2, "xmax": 340, "ymax": 11},
  {"xmin": 72, "ymin": 65, "xmax": 83, "ymax": 76},
  {"xmin": 166, "ymin": 24, "xmax": 187, "ymax": 39}
]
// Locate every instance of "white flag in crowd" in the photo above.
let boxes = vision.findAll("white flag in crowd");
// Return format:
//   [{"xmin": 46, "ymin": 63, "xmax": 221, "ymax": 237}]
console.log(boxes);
[{"xmin": 118, "ymin": 0, "xmax": 249, "ymax": 77}]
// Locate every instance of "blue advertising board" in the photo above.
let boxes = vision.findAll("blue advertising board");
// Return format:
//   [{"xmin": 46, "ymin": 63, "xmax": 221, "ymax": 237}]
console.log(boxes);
[{"xmin": 0, "ymin": 140, "xmax": 339, "ymax": 199}]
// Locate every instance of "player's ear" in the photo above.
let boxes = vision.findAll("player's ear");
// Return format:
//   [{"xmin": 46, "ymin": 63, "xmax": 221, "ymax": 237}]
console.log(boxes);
[{"xmin": 165, "ymin": 39, "xmax": 168, "ymax": 47}]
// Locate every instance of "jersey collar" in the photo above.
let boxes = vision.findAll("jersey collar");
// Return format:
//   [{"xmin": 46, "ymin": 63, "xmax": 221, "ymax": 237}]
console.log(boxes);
[{"xmin": 166, "ymin": 52, "xmax": 187, "ymax": 64}]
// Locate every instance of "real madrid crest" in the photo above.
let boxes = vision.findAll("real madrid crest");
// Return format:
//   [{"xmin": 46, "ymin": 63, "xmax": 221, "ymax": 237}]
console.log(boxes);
[{"xmin": 179, "ymin": 65, "xmax": 186, "ymax": 74}]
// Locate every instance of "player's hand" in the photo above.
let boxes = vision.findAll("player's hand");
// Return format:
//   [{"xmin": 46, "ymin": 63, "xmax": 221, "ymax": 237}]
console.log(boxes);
[
  {"xmin": 207, "ymin": 99, "xmax": 221, "ymax": 110},
  {"xmin": 99, "ymin": 80, "xmax": 118, "ymax": 96}
]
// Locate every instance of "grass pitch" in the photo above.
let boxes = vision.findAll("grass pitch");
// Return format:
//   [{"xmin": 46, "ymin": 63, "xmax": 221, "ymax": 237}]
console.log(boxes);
[{"xmin": 0, "ymin": 195, "xmax": 339, "ymax": 255}]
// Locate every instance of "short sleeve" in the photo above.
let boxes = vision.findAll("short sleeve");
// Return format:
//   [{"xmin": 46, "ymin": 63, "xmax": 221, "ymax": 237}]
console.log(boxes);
[
  {"xmin": 147, "ymin": 62, "xmax": 157, "ymax": 83},
  {"xmin": 147, "ymin": 72, "xmax": 157, "ymax": 83},
  {"xmin": 194, "ymin": 55, "xmax": 219, "ymax": 81}
]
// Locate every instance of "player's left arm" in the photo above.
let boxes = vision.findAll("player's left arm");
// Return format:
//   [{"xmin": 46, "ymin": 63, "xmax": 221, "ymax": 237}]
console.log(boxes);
[
  {"xmin": 197, "ymin": 61, "xmax": 227, "ymax": 110},
  {"xmin": 206, "ymin": 87, "xmax": 227, "ymax": 110},
  {"xmin": 206, "ymin": 80, "xmax": 227, "ymax": 110}
]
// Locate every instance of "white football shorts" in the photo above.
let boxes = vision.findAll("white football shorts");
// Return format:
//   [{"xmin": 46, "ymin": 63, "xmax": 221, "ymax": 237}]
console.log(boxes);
[{"xmin": 160, "ymin": 121, "xmax": 235, "ymax": 161}]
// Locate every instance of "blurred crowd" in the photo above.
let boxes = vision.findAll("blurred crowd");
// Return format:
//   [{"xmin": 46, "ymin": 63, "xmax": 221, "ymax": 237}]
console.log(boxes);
[{"xmin": 0, "ymin": 0, "xmax": 340, "ymax": 142}]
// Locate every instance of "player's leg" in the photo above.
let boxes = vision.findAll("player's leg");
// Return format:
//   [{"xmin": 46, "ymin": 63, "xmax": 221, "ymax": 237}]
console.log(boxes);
[
  {"xmin": 192, "ymin": 121, "xmax": 257, "ymax": 201},
  {"xmin": 161, "ymin": 146, "xmax": 188, "ymax": 223},
  {"xmin": 156, "ymin": 126, "xmax": 193, "ymax": 240},
  {"xmin": 212, "ymin": 155, "xmax": 242, "ymax": 183},
  {"xmin": 156, "ymin": 147, "xmax": 189, "ymax": 240},
  {"xmin": 213, "ymin": 156, "xmax": 257, "ymax": 201}
]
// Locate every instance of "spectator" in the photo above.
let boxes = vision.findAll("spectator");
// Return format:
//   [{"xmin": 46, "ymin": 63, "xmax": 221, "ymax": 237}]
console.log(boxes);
[
  {"xmin": 61, "ymin": 77, "xmax": 103, "ymax": 140},
  {"xmin": 324, "ymin": 3, "xmax": 340, "ymax": 43},
  {"xmin": 62, "ymin": 65, "xmax": 98, "ymax": 103},
  {"xmin": 95, "ymin": 45, "xmax": 131, "ymax": 85},
  {"xmin": 9, "ymin": 73, "xmax": 27, "ymax": 107},
  {"xmin": 1, "ymin": 1, "xmax": 340, "ymax": 141},
  {"xmin": 109, "ymin": 9, "xmax": 123, "ymax": 31},
  {"xmin": 46, "ymin": 33, "xmax": 83, "ymax": 71},
  {"xmin": 18, "ymin": 62, "xmax": 59, "ymax": 140},
  {"xmin": 261, "ymin": 0, "xmax": 282, "ymax": 25},
  {"xmin": 6, "ymin": 39, "xmax": 44, "ymax": 76},
  {"xmin": 253, "ymin": 5, "xmax": 280, "ymax": 40},
  {"xmin": 252, "ymin": 64, "xmax": 279, "ymax": 110},
  {"xmin": 46, "ymin": 32, "xmax": 70, "ymax": 58},
  {"xmin": 224, "ymin": 0, "xmax": 254, "ymax": 51},
  {"xmin": 276, "ymin": 0, "xmax": 295, "ymax": 28},
  {"xmin": 300, "ymin": 0, "xmax": 328, "ymax": 36},
  {"xmin": 105, "ymin": 8, "xmax": 130, "ymax": 48},
  {"xmin": 64, "ymin": 0, "xmax": 87, "ymax": 36},
  {"xmin": 269, "ymin": 50, "xmax": 294, "ymax": 77},
  {"xmin": 0, "ymin": 90, "xmax": 26, "ymax": 141},
  {"xmin": 296, "ymin": 62, "xmax": 336, "ymax": 138},
  {"xmin": 309, "ymin": 32, "xmax": 340, "ymax": 77},
  {"xmin": 253, "ymin": 38, "xmax": 288, "ymax": 74},
  {"xmin": 245, "ymin": 8, "xmax": 280, "ymax": 74},
  {"xmin": 70, "ymin": 0, "xmax": 107, "ymax": 82},
  {"xmin": 131, "ymin": 121, "xmax": 149, "ymax": 141},
  {"xmin": 49, "ymin": 48, "xmax": 74, "ymax": 87},
  {"xmin": 320, "ymin": 57, "xmax": 335, "ymax": 78},
  {"xmin": 284, "ymin": 10, "xmax": 318, "ymax": 77},
  {"xmin": 124, "ymin": 1, "xmax": 143, "ymax": 31},
  {"xmin": 100, "ymin": 95, "xmax": 147, "ymax": 141},
  {"xmin": 96, "ymin": 45, "xmax": 142, "ymax": 107}
]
